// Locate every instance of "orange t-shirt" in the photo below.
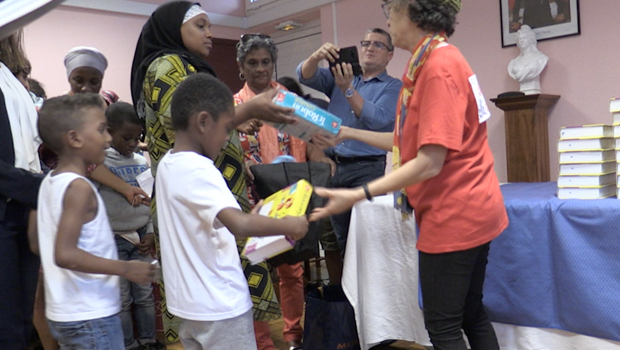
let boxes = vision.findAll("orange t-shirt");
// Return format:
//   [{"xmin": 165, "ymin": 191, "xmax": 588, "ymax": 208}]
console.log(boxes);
[{"xmin": 398, "ymin": 44, "xmax": 508, "ymax": 254}]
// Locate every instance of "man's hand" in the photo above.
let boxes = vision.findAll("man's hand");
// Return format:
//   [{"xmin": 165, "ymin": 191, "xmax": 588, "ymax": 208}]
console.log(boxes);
[
  {"xmin": 311, "ymin": 42, "xmax": 340, "ymax": 63},
  {"xmin": 331, "ymin": 63, "xmax": 355, "ymax": 92}
]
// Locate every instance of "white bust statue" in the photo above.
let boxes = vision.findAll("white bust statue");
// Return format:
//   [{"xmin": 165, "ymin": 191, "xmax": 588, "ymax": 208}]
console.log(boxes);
[{"xmin": 507, "ymin": 25, "xmax": 549, "ymax": 94}]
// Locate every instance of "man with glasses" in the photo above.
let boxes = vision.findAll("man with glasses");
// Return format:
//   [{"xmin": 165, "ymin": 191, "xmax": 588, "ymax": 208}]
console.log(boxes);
[{"xmin": 297, "ymin": 28, "xmax": 402, "ymax": 266}]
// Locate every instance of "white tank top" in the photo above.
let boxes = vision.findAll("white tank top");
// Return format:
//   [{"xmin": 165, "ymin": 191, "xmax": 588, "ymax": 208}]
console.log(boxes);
[{"xmin": 38, "ymin": 172, "xmax": 121, "ymax": 322}]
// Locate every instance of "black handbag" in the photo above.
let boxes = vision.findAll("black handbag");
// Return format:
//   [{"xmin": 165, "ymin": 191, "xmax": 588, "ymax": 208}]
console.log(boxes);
[
  {"xmin": 250, "ymin": 161, "xmax": 331, "ymax": 266},
  {"xmin": 302, "ymin": 285, "xmax": 361, "ymax": 350}
]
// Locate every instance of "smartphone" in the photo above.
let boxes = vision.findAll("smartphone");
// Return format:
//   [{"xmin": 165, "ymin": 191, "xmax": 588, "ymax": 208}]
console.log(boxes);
[{"xmin": 329, "ymin": 46, "xmax": 363, "ymax": 76}]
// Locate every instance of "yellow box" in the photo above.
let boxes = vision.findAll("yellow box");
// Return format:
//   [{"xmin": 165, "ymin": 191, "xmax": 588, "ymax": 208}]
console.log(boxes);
[{"xmin": 242, "ymin": 179, "xmax": 313, "ymax": 264}]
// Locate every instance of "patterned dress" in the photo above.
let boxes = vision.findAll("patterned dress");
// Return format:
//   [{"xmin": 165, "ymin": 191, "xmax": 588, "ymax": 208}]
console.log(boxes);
[{"xmin": 142, "ymin": 54, "xmax": 281, "ymax": 343}]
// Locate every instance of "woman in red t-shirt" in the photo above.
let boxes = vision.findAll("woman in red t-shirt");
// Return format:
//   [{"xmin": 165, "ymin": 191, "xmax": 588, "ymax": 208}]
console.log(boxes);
[{"xmin": 310, "ymin": 1, "xmax": 507, "ymax": 349}]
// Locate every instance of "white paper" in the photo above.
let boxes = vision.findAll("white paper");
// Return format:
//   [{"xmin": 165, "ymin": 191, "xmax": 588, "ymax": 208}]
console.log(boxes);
[
  {"xmin": 136, "ymin": 169, "xmax": 154, "ymax": 198},
  {"xmin": 468, "ymin": 74, "xmax": 491, "ymax": 124}
]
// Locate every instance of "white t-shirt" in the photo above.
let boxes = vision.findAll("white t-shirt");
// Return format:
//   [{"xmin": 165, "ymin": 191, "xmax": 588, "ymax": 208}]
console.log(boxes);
[
  {"xmin": 155, "ymin": 151, "xmax": 252, "ymax": 321},
  {"xmin": 37, "ymin": 172, "xmax": 121, "ymax": 322}
]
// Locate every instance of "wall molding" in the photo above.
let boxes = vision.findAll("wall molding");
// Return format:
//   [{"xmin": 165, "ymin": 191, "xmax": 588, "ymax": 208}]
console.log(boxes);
[{"xmin": 62, "ymin": 0, "xmax": 336, "ymax": 29}]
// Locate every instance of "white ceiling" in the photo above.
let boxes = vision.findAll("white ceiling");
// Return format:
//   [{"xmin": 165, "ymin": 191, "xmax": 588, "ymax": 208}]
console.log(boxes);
[{"xmin": 62, "ymin": 0, "xmax": 329, "ymax": 33}]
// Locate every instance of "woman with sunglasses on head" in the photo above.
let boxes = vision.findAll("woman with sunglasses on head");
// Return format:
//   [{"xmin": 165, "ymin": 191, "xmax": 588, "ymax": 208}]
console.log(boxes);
[
  {"xmin": 130, "ymin": 1, "xmax": 298, "ymax": 345},
  {"xmin": 234, "ymin": 33, "xmax": 333, "ymax": 350},
  {"xmin": 310, "ymin": 1, "xmax": 507, "ymax": 349}
]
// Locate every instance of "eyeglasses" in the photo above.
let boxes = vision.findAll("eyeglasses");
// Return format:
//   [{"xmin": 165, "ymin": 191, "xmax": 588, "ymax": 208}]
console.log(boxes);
[
  {"xmin": 361, "ymin": 40, "xmax": 392, "ymax": 51},
  {"xmin": 381, "ymin": 0, "xmax": 394, "ymax": 19},
  {"xmin": 240, "ymin": 33, "xmax": 271, "ymax": 43}
]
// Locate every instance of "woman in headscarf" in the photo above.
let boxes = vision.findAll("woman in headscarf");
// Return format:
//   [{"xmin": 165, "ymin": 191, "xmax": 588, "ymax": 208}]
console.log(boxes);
[
  {"xmin": 130, "ymin": 1, "xmax": 295, "ymax": 344},
  {"xmin": 234, "ymin": 34, "xmax": 333, "ymax": 350},
  {"xmin": 36, "ymin": 46, "xmax": 148, "ymax": 206},
  {"xmin": 310, "ymin": 1, "xmax": 507, "ymax": 349}
]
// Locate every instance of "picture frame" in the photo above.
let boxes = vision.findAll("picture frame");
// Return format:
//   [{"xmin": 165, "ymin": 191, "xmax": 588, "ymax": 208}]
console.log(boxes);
[{"xmin": 500, "ymin": 0, "xmax": 580, "ymax": 47}]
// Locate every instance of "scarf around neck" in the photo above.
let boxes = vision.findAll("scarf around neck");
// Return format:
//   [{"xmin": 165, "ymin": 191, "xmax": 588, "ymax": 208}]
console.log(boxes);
[
  {"xmin": 130, "ymin": 1, "xmax": 216, "ymax": 107},
  {"xmin": 392, "ymin": 32, "xmax": 447, "ymax": 216}
]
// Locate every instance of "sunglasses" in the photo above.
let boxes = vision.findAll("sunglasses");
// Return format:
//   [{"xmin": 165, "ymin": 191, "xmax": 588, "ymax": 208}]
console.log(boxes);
[
  {"xmin": 240, "ymin": 33, "xmax": 272, "ymax": 43},
  {"xmin": 360, "ymin": 40, "xmax": 393, "ymax": 51},
  {"xmin": 381, "ymin": 0, "xmax": 394, "ymax": 19}
]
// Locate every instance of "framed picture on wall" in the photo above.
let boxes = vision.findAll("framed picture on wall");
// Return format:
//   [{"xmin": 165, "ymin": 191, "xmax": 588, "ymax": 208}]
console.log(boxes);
[{"xmin": 500, "ymin": 0, "xmax": 580, "ymax": 47}]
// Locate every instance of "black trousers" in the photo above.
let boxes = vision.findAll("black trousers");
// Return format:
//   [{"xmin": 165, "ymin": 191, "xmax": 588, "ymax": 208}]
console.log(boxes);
[
  {"xmin": 419, "ymin": 242, "xmax": 499, "ymax": 350},
  {"xmin": 0, "ymin": 202, "xmax": 39, "ymax": 350}
]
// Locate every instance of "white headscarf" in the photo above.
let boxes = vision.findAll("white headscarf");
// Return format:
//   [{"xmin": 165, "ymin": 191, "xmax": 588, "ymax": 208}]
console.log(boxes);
[
  {"xmin": 0, "ymin": 63, "xmax": 41, "ymax": 173},
  {"xmin": 64, "ymin": 46, "xmax": 108, "ymax": 78},
  {"xmin": 183, "ymin": 4, "xmax": 208, "ymax": 24}
]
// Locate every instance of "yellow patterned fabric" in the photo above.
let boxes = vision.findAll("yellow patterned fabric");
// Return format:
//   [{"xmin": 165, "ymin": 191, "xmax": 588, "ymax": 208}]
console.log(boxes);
[{"xmin": 143, "ymin": 54, "xmax": 280, "ymax": 343}]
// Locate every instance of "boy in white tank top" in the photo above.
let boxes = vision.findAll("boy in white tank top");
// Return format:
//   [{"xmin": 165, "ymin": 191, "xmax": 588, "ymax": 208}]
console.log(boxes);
[{"xmin": 35, "ymin": 93, "xmax": 156, "ymax": 349}]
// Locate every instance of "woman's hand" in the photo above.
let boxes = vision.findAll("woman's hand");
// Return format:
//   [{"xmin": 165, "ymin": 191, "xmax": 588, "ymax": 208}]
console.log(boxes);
[
  {"xmin": 237, "ymin": 119, "xmax": 263, "ymax": 134},
  {"xmin": 308, "ymin": 186, "xmax": 364, "ymax": 222},
  {"xmin": 317, "ymin": 157, "xmax": 337, "ymax": 177},
  {"xmin": 245, "ymin": 89, "xmax": 297, "ymax": 125},
  {"xmin": 312, "ymin": 126, "xmax": 352, "ymax": 149},
  {"xmin": 244, "ymin": 159, "xmax": 258, "ymax": 182}
]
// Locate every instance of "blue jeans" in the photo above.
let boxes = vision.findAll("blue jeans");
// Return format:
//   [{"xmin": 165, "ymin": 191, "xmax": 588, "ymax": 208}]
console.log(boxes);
[
  {"xmin": 329, "ymin": 158, "xmax": 386, "ymax": 255},
  {"xmin": 115, "ymin": 236, "xmax": 156, "ymax": 347},
  {"xmin": 419, "ymin": 242, "xmax": 499, "ymax": 350},
  {"xmin": 0, "ymin": 202, "xmax": 39, "ymax": 350},
  {"xmin": 47, "ymin": 314, "xmax": 124, "ymax": 350}
]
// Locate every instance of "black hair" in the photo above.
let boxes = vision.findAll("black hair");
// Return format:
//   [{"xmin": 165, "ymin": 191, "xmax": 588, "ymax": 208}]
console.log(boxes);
[
  {"xmin": 170, "ymin": 73, "xmax": 234, "ymax": 131},
  {"xmin": 28, "ymin": 78, "xmax": 46, "ymax": 99},
  {"xmin": 277, "ymin": 76, "xmax": 304, "ymax": 96},
  {"xmin": 366, "ymin": 28, "xmax": 395, "ymax": 51},
  {"xmin": 391, "ymin": 0, "xmax": 458, "ymax": 37},
  {"xmin": 37, "ymin": 93, "xmax": 105, "ymax": 154},
  {"xmin": 105, "ymin": 101, "xmax": 141, "ymax": 131}
]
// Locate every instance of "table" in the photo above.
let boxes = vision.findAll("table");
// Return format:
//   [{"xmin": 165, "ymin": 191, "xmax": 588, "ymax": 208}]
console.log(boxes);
[{"xmin": 342, "ymin": 188, "xmax": 620, "ymax": 350}]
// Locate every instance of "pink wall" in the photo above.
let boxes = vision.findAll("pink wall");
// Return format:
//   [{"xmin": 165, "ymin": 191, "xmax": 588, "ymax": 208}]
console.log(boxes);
[
  {"xmin": 320, "ymin": 0, "xmax": 620, "ymax": 182},
  {"xmin": 22, "ymin": 6, "xmax": 246, "ymax": 103},
  {"xmin": 21, "ymin": 1, "xmax": 620, "ymax": 182}
]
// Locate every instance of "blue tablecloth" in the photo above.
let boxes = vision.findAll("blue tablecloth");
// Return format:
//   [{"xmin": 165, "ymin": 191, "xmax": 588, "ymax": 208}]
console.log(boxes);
[{"xmin": 483, "ymin": 182, "xmax": 620, "ymax": 341}]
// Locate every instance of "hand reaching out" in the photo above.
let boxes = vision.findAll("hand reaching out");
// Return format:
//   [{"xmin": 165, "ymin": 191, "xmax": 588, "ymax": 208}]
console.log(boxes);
[{"xmin": 308, "ymin": 187, "xmax": 363, "ymax": 222}]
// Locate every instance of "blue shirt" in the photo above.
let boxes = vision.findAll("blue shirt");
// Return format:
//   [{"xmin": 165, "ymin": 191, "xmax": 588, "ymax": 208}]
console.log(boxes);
[{"xmin": 297, "ymin": 63, "xmax": 402, "ymax": 157}]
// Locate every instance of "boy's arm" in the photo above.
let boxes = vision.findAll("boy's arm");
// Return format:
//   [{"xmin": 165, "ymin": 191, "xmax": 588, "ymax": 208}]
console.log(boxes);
[
  {"xmin": 28, "ymin": 209, "xmax": 38, "ymax": 255},
  {"xmin": 217, "ymin": 207, "xmax": 308, "ymax": 240},
  {"xmin": 90, "ymin": 165, "xmax": 150, "ymax": 206},
  {"xmin": 54, "ymin": 178, "xmax": 155, "ymax": 285}
]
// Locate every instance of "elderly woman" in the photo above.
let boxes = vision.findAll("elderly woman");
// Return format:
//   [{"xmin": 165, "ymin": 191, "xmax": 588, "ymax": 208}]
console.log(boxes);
[
  {"xmin": 310, "ymin": 1, "xmax": 508, "ymax": 349},
  {"xmin": 234, "ymin": 34, "xmax": 331, "ymax": 350},
  {"xmin": 130, "ymin": 1, "xmax": 297, "ymax": 344}
]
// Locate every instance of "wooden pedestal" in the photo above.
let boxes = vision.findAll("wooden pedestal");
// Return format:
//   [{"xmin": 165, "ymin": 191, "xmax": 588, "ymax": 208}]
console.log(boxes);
[{"xmin": 491, "ymin": 94, "xmax": 560, "ymax": 183}]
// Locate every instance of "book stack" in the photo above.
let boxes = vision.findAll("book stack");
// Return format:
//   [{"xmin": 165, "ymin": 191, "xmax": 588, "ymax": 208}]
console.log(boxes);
[
  {"xmin": 611, "ymin": 97, "xmax": 620, "ymax": 197},
  {"xmin": 557, "ymin": 124, "xmax": 616, "ymax": 199}
]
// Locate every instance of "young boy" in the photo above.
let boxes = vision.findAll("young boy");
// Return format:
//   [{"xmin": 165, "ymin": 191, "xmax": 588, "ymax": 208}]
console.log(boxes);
[
  {"xmin": 36, "ymin": 93, "xmax": 156, "ymax": 349},
  {"xmin": 155, "ymin": 73, "xmax": 308, "ymax": 350},
  {"xmin": 97, "ymin": 101, "xmax": 164, "ymax": 350}
]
